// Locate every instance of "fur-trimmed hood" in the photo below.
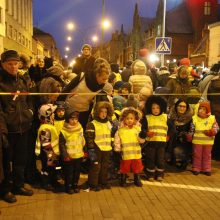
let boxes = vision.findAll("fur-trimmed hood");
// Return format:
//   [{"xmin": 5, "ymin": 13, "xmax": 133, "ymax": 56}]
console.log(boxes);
[
  {"xmin": 145, "ymin": 95, "xmax": 167, "ymax": 115},
  {"xmin": 93, "ymin": 101, "xmax": 114, "ymax": 120}
]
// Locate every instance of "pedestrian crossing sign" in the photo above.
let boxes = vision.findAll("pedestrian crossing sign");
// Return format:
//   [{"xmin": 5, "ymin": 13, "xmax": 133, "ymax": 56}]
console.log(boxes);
[{"xmin": 155, "ymin": 37, "xmax": 172, "ymax": 54}]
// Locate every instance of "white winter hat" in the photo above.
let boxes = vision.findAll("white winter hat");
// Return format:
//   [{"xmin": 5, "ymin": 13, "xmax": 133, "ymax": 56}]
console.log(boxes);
[
  {"xmin": 131, "ymin": 59, "xmax": 146, "ymax": 75},
  {"xmin": 38, "ymin": 104, "xmax": 57, "ymax": 118}
]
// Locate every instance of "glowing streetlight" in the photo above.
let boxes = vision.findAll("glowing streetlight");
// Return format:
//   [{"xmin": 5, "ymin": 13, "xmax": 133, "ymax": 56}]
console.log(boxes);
[
  {"xmin": 102, "ymin": 19, "xmax": 111, "ymax": 30},
  {"xmin": 92, "ymin": 35, "xmax": 98, "ymax": 43},
  {"xmin": 65, "ymin": 47, "xmax": 70, "ymax": 51},
  {"xmin": 66, "ymin": 22, "xmax": 74, "ymax": 31},
  {"xmin": 64, "ymin": 55, "xmax": 68, "ymax": 58},
  {"xmin": 67, "ymin": 36, "xmax": 72, "ymax": 41}
]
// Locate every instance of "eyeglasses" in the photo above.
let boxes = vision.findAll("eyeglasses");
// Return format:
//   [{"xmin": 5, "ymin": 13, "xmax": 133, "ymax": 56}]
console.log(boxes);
[{"xmin": 177, "ymin": 105, "xmax": 187, "ymax": 108}]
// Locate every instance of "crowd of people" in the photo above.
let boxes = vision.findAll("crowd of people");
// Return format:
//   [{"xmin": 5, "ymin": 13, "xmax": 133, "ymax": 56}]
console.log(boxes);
[{"xmin": 0, "ymin": 44, "xmax": 220, "ymax": 204}]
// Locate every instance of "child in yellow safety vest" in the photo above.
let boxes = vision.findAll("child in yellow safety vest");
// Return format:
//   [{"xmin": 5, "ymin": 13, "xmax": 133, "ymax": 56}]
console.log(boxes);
[
  {"xmin": 35, "ymin": 104, "xmax": 61, "ymax": 191},
  {"xmin": 54, "ymin": 101, "xmax": 65, "ymax": 134},
  {"xmin": 188, "ymin": 101, "xmax": 219, "ymax": 176},
  {"xmin": 140, "ymin": 95, "xmax": 171, "ymax": 182},
  {"xmin": 59, "ymin": 110, "xmax": 85, "ymax": 194},
  {"xmin": 114, "ymin": 107, "xmax": 144, "ymax": 187}
]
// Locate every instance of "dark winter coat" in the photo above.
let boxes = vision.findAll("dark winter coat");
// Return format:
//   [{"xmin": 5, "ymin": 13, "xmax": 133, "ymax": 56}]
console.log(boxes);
[
  {"xmin": 72, "ymin": 55, "xmax": 96, "ymax": 75},
  {"xmin": 29, "ymin": 65, "xmax": 47, "ymax": 84},
  {"xmin": 208, "ymin": 76, "xmax": 220, "ymax": 124},
  {"xmin": 121, "ymin": 67, "xmax": 132, "ymax": 82},
  {"xmin": 0, "ymin": 68, "xmax": 33, "ymax": 133}
]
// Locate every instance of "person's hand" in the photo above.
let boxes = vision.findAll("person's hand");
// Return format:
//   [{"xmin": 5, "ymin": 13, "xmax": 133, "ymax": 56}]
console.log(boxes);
[
  {"xmin": 63, "ymin": 157, "xmax": 71, "ymax": 162},
  {"xmin": 204, "ymin": 129, "xmax": 216, "ymax": 137},
  {"xmin": 146, "ymin": 131, "xmax": 155, "ymax": 137}
]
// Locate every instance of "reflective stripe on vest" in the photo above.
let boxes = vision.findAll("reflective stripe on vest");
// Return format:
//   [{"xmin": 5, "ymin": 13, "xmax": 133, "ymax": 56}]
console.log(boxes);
[
  {"xmin": 192, "ymin": 115, "xmax": 215, "ymax": 145},
  {"xmin": 61, "ymin": 127, "xmax": 85, "ymax": 159},
  {"xmin": 118, "ymin": 126, "xmax": 142, "ymax": 160},
  {"xmin": 146, "ymin": 114, "xmax": 168, "ymax": 142},
  {"xmin": 35, "ymin": 124, "xmax": 59, "ymax": 156},
  {"xmin": 92, "ymin": 120, "xmax": 112, "ymax": 151}
]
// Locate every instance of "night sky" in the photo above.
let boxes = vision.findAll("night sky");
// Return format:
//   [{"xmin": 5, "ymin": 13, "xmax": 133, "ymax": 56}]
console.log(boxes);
[{"xmin": 33, "ymin": 0, "xmax": 183, "ymax": 59}]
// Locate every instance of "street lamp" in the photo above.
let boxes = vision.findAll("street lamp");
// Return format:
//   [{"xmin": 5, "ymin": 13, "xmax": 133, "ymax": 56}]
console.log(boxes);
[
  {"xmin": 65, "ymin": 47, "xmax": 70, "ymax": 51},
  {"xmin": 66, "ymin": 22, "xmax": 75, "ymax": 31},
  {"xmin": 67, "ymin": 36, "xmax": 72, "ymax": 41}
]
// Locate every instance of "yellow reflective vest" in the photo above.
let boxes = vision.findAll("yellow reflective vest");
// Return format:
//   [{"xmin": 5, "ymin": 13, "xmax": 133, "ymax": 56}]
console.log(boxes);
[
  {"xmin": 60, "ymin": 127, "xmax": 85, "ymax": 159},
  {"xmin": 192, "ymin": 115, "xmax": 215, "ymax": 145},
  {"xmin": 54, "ymin": 120, "xmax": 65, "ymax": 134},
  {"xmin": 92, "ymin": 120, "xmax": 112, "ymax": 151},
  {"xmin": 35, "ymin": 124, "xmax": 59, "ymax": 156},
  {"xmin": 146, "ymin": 113, "xmax": 168, "ymax": 142},
  {"xmin": 118, "ymin": 125, "xmax": 142, "ymax": 160}
]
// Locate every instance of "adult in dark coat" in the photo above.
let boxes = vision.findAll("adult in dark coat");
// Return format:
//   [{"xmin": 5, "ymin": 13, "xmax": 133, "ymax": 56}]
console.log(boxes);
[
  {"xmin": 121, "ymin": 60, "xmax": 133, "ymax": 82},
  {"xmin": 0, "ymin": 50, "xmax": 34, "ymax": 203},
  {"xmin": 208, "ymin": 73, "xmax": 220, "ymax": 160},
  {"xmin": 167, "ymin": 99, "xmax": 193, "ymax": 170},
  {"xmin": 72, "ymin": 44, "xmax": 96, "ymax": 75}
]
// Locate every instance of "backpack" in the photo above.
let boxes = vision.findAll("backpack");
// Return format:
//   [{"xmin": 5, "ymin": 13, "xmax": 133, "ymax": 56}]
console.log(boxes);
[{"xmin": 185, "ymin": 86, "xmax": 201, "ymax": 104}]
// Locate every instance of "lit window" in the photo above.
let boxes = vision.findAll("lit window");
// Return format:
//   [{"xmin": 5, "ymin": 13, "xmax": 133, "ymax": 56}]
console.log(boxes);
[{"xmin": 204, "ymin": 2, "xmax": 211, "ymax": 15}]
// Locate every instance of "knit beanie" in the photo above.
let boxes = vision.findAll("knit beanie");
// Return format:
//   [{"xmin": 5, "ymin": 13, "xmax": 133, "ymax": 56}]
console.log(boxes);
[
  {"xmin": 139, "ymin": 48, "xmax": 148, "ymax": 57},
  {"xmin": 81, "ymin": 44, "xmax": 92, "ymax": 51},
  {"xmin": 126, "ymin": 95, "xmax": 139, "ymax": 109},
  {"xmin": 65, "ymin": 109, "xmax": 79, "ymax": 122},
  {"xmin": 180, "ymin": 58, "xmax": 190, "ymax": 67},
  {"xmin": 1, "ymin": 50, "xmax": 20, "ymax": 63},
  {"xmin": 177, "ymin": 65, "xmax": 190, "ymax": 77},
  {"xmin": 112, "ymin": 95, "xmax": 126, "ymax": 111},
  {"xmin": 120, "ymin": 82, "xmax": 132, "ymax": 93},
  {"xmin": 199, "ymin": 101, "xmax": 211, "ymax": 115},
  {"xmin": 47, "ymin": 65, "xmax": 64, "ymax": 77},
  {"xmin": 103, "ymin": 82, "xmax": 113, "ymax": 94},
  {"xmin": 131, "ymin": 59, "xmax": 147, "ymax": 75}
]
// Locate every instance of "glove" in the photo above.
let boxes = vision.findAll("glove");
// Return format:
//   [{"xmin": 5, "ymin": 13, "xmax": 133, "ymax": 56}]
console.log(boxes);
[
  {"xmin": 204, "ymin": 129, "xmax": 216, "ymax": 137},
  {"xmin": 146, "ymin": 131, "xmax": 155, "ymax": 137},
  {"xmin": 63, "ymin": 157, "xmax": 71, "ymax": 162},
  {"xmin": 83, "ymin": 152, "xmax": 89, "ymax": 158},
  {"xmin": 2, "ymin": 133, "xmax": 9, "ymax": 149},
  {"xmin": 185, "ymin": 134, "xmax": 193, "ymax": 142},
  {"xmin": 88, "ymin": 148, "xmax": 98, "ymax": 162},
  {"xmin": 166, "ymin": 136, "xmax": 170, "ymax": 142}
]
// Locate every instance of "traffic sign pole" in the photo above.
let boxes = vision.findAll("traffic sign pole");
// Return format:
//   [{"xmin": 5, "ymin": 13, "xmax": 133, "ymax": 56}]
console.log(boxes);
[{"xmin": 161, "ymin": 0, "xmax": 166, "ymax": 66}]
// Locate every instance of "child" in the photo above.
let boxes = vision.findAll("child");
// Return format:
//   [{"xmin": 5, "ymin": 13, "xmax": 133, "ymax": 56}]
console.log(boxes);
[
  {"xmin": 35, "ymin": 104, "xmax": 60, "ymax": 190},
  {"xmin": 59, "ymin": 110, "xmax": 85, "ymax": 194},
  {"xmin": 141, "ymin": 96, "xmax": 169, "ymax": 182},
  {"xmin": 114, "ymin": 107, "xmax": 144, "ymax": 187},
  {"xmin": 189, "ymin": 101, "xmax": 219, "ymax": 176},
  {"xmin": 54, "ymin": 101, "xmax": 65, "ymax": 134},
  {"xmin": 85, "ymin": 101, "xmax": 114, "ymax": 191}
]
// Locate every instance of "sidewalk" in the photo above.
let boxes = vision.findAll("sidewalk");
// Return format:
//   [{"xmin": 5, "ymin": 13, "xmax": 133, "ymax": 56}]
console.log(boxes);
[{"xmin": 1, "ymin": 161, "xmax": 220, "ymax": 220}]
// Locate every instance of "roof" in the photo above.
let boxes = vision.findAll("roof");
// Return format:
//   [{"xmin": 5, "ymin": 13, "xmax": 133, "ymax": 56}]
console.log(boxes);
[
  {"xmin": 166, "ymin": 2, "xmax": 193, "ymax": 34},
  {"xmin": 140, "ymin": 17, "xmax": 155, "ymax": 33},
  {"xmin": 33, "ymin": 27, "xmax": 53, "ymax": 37},
  {"xmin": 191, "ymin": 32, "xmax": 209, "ymax": 56}
]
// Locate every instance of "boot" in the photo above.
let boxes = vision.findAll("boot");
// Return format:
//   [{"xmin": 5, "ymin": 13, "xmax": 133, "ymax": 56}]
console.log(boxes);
[
  {"xmin": 120, "ymin": 174, "xmax": 127, "ymax": 187},
  {"xmin": 134, "ymin": 174, "xmax": 142, "ymax": 187}
]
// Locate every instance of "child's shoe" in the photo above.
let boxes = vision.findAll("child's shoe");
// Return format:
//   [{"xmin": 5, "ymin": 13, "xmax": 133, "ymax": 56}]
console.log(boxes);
[
  {"xmin": 192, "ymin": 171, "xmax": 200, "ymax": 175},
  {"xmin": 156, "ymin": 176, "xmax": 163, "ymax": 182},
  {"xmin": 120, "ymin": 174, "xmax": 127, "ymax": 187},
  {"xmin": 204, "ymin": 172, "xmax": 211, "ymax": 176},
  {"xmin": 134, "ymin": 174, "xmax": 143, "ymax": 187}
]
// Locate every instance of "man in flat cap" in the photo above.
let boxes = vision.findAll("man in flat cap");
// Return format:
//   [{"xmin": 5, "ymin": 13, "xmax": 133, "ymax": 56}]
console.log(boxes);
[{"xmin": 0, "ymin": 50, "xmax": 34, "ymax": 203}]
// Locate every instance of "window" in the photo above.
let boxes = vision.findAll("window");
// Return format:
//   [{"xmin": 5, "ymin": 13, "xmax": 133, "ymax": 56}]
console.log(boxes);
[
  {"xmin": 0, "ymin": 7, "xmax": 2, "ymax": 23},
  {"xmin": 18, "ymin": 32, "xmax": 21, "ymax": 43},
  {"xmin": 13, "ymin": 29, "xmax": 17, "ymax": 41},
  {"xmin": 204, "ymin": 2, "xmax": 211, "ymax": 15},
  {"xmin": 8, "ymin": 25, "xmax": 13, "ymax": 38},
  {"xmin": 218, "ymin": 44, "xmax": 220, "ymax": 56},
  {"xmin": 22, "ymin": 35, "xmax": 25, "ymax": 45}
]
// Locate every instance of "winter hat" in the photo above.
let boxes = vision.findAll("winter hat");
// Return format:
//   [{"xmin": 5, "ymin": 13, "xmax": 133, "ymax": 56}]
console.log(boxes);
[
  {"xmin": 120, "ymin": 82, "xmax": 132, "ymax": 93},
  {"xmin": 180, "ymin": 58, "xmax": 190, "ymax": 67},
  {"xmin": 199, "ymin": 101, "xmax": 211, "ymax": 115},
  {"xmin": 1, "ymin": 50, "xmax": 20, "ymax": 63},
  {"xmin": 39, "ymin": 77, "xmax": 61, "ymax": 93},
  {"xmin": 112, "ymin": 95, "xmax": 126, "ymax": 111},
  {"xmin": 65, "ymin": 109, "xmax": 79, "ymax": 122},
  {"xmin": 158, "ymin": 66, "xmax": 170, "ymax": 76},
  {"xmin": 139, "ymin": 48, "xmax": 148, "ymax": 57},
  {"xmin": 55, "ymin": 101, "xmax": 66, "ymax": 110},
  {"xmin": 126, "ymin": 95, "xmax": 139, "ymax": 109},
  {"xmin": 19, "ymin": 54, "xmax": 30, "ymax": 68},
  {"xmin": 103, "ymin": 82, "xmax": 113, "ymax": 94},
  {"xmin": 139, "ymin": 87, "xmax": 152, "ymax": 101},
  {"xmin": 93, "ymin": 101, "xmax": 114, "ymax": 119},
  {"xmin": 38, "ymin": 104, "xmax": 57, "ymax": 119},
  {"xmin": 47, "ymin": 65, "xmax": 64, "ymax": 77},
  {"xmin": 131, "ymin": 59, "xmax": 147, "ymax": 75},
  {"xmin": 81, "ymin": 44, "xmax": 92, "ymax": 51},
  {"xmin": 145, "ymin": 95, "xmax": 167, "ymax": 115}
]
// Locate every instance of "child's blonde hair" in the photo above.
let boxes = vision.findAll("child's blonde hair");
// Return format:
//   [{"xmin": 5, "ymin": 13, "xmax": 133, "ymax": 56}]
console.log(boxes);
[{"xmin": 120, "ymin": 107, "xmax": 142, "ymax": 122}]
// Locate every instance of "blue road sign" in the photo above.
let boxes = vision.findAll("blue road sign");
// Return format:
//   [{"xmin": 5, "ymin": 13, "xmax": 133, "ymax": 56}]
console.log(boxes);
[{"xmin": 155, "ymin": 37, "xmax": 172, "ymax": 54}]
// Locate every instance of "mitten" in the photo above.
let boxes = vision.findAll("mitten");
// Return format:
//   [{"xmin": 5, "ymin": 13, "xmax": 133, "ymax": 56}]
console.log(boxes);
[
  {"xmin": 146, "ymin": 131, "xmax": 155, "ymax": 137},
  {"xmin": 204, "ymin": 129, "xmax": 216, "ymax": 137},
  {"xmin": 63, "ymin": 157, "xmax": 71, "ymax": 162},
  {"xmin": 185, "ymin": 134, "xmax": 193, "ymax": 142}
]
